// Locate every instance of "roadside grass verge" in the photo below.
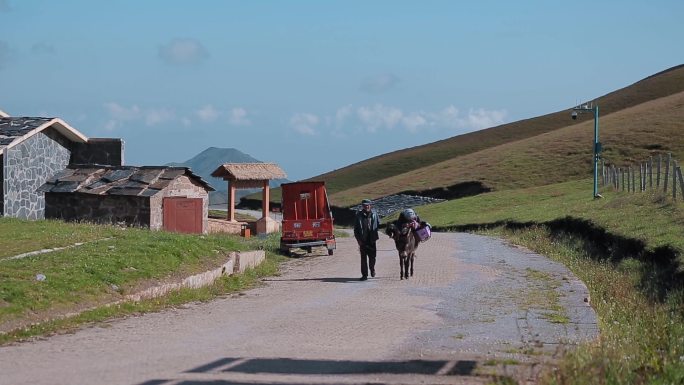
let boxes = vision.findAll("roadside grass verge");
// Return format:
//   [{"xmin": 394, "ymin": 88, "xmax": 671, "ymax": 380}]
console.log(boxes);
[
  {"xmin": 421, "ymin": 179, "xmax": 684, "ymax": 384},
  {"xmin": 0, "ymin": 218, "xmax": 124, "ymax": 259},
  {"xmin": 0, "ymin": 218, "xmax": 287, "ymax": 345},
  {"xmin": 0, "ymin": 251, "xmax": 283, "ymax": 345}
]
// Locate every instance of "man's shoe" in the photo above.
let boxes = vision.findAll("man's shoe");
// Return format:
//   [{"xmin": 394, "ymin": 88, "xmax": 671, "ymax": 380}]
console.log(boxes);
[
  {"xmin": 359, "ymin": 276, "xmax": 368, "ymax": 281},
  {"xmin": 370, "ymin": 270, "xmax": 375, "ymax": 277}
]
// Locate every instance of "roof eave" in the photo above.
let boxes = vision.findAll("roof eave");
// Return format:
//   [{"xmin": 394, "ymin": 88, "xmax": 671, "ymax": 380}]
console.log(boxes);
[{"xmin": 0, "ymin": 118, "xmax": 89, "ymax": 156}]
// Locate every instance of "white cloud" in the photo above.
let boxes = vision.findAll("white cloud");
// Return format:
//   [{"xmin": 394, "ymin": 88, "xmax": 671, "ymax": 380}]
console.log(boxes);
[
  {"xmin": 290, "ymin": 113, "xmax": 319, "ymax": 135},
  {"xmin": 196, "ymin": 104, "xmax": 220, "ymax": 122},
  {"xmin": 357, "ymin": 104, "xmax": 403, "ymax": 132},
  {"xmin": 360, "ymin": 73, "xmax": 401, "ymax": 93},
  {"xmin": 335, "ymin": 105, "xmax": 353, "ymax": 127},
  {"xmin": 465, "ymin": 108, "xmax": 507, "ymax": 130},
  {"xmin": 401, "ymin": 112, "xmax": 428, "ymax": 133},
  {"xmin": 104, "ymin": 102, "xmax": 141, "ymax": 121},
  {"xmin": 145, "ymin": 108, "xmax": 174, "ymax": 126},
  {"xmin": 158, "ymin": 38, "xmax": 209, "ymax": 66},
  {"xmin": 434, "ymin": 105, "xmax": 507, "ymax": 131},
  {"xmin": 103, "ymin": 102, "xmax": 175, "ymax": 129},
  {"xmin": 103, "ymin": 120, "xmax": 118, "ymax": 132},
  {"xmin": 312, "ymin": 104, "xmax": 507, "ymax": 136},
  {"xmin": 229, "ymin": 107, "xmax": 251, "ymax": 126}
]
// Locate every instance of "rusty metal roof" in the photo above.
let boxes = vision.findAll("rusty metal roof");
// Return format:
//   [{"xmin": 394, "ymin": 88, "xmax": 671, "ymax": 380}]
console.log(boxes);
[
  {"xmin": 211, "ymin": 162, "xmax": 286, "ymax": 181},
  {"xmin": 39, "ymin": 165, "xmax": 215, "ymax": 196}
]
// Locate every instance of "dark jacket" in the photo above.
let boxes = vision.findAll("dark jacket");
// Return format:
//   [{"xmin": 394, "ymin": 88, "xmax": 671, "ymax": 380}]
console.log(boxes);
[{"xmin": 354, "ymin": 209, "xmax": 380, "ymax": 244}]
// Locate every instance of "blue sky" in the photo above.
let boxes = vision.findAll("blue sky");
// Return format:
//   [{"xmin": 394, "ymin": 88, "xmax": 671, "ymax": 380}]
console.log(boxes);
[{"xmin": 1, "ymin": 1, "xmax": 682, "ymax": 181}]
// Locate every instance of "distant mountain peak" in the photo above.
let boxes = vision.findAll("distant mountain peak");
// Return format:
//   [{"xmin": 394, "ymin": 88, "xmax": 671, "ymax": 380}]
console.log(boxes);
[{"xmin": 167, "ymin": 147, "xmax": 289, "ymax": 204}]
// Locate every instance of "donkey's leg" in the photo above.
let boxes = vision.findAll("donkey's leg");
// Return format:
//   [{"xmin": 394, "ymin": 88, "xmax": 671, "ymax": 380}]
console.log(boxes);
[
  {"xmin": 399, "ymin": 256, "xmax": 404, "ymax": 280},
  {"xmin": 410, "ymin": 254, "xmax": 414, "ymax": 277},
  {"xmin": 403, "ymin": 257, "xmax": 410, "ymax": 279}
]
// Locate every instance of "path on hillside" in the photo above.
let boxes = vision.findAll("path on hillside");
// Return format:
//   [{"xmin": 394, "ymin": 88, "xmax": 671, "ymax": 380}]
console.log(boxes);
[{"xmin": 0, "ymin": 232, "xmax": 598, "ymax": 385}]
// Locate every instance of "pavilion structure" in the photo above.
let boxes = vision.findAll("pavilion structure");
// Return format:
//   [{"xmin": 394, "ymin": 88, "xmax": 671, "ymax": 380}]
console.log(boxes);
[{"xmin": 210, "ymin": 162, "xmax": 286, "ymax": 234}]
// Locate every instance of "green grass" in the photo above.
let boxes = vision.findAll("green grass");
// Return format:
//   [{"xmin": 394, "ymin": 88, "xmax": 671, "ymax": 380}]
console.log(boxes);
[
  {"xmin": 417, "ymin": 179, "xmax": 684, "ymax": 384},
  {"xmin": 0, "ymin": 218, "xmax": 286, "ymax": 343},
  {"xmin": 0, "ymin": 218, "xmax": 124, "ymax": 258},
  {"xmin": 420, "ymin": 178, "xmax": 684, "ymax": 253},
  {"xmin": 0, "ymin": 249, "xmax": 284, "ymax": 345},
  {"xmin": 499, "ymin": 226, "xmax": 684, "ymax": 385}
]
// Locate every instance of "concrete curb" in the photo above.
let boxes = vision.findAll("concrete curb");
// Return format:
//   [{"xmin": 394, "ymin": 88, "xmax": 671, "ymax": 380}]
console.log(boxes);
[{"xmin": 126, "ymin": 250, "xmax": 265, "ymax": 302}]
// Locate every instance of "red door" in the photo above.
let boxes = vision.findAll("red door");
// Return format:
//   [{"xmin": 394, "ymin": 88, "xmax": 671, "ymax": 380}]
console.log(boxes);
[{"xmin": 163, "ymin": 197, "xmax": 203, "ymax": 234}]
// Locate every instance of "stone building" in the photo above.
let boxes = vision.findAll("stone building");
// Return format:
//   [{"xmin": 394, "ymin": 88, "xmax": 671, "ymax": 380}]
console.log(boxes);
[
  {"xmin": 0, "ymin": 111, "xmax": 122, "ymax": 219},
  {"xmin": 39, "ymin": 166, "xmax": 214, "ymax": 233}
]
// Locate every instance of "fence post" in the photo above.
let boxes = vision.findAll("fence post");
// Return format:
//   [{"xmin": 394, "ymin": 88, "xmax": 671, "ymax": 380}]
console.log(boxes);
[
  {"xmin": 643, "ymin": 162, "xmax": 647, "ymax": 191},
  {"xmin": 657, "ymin": 154, "xmax": 662, "ymax": 188},
  {"xmin": 674, "ymin": 160, "xmax": 678, "ymax": 202},
  {"xmin": 640, "ymin": 163, "xmax": 645, "ymax": 191},
  {"xmin": 621, "ymin": 168, "xmax": 625, "ymax": 192},
  {"xmin": 632, "ymin": 167, "xmax": 636, "ymax": 193},
  {"xmin": 649, "ymin": 156, "xmax": 653, "ymax": 189},
  {"xmin": 677, "ymin": 166, "xmax": 684, "ymax": 204},
  {"xmin": 664, "ymin": 153, "xmax": 671, "ymax": 193},
  {"xmin": 614, "ymin": 165, "xmax": 618, "ymax": 190}
]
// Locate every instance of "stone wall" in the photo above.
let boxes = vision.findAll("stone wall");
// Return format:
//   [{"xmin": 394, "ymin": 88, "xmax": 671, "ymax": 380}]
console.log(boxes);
[
  {"xmin": 45, "ymin": 193, "xmax": 151, "ymax": 227},
  {"xmin": 70, "ymin": 138, "xmax": 124, "ymax": 166},
  {"xmin": 0, "ymin": 154, "xmax": 3, "ymax": 215},
  {"xmin": 208, "ymin": 218, "xmax": 244, "ymax": 234},
  {"xmin": 4, "ymin": 128, "xmax": 71, "ymax": 219},
  {"xmin": 149, "ymin": 175, "xmax": 209, "ymax": 232}
]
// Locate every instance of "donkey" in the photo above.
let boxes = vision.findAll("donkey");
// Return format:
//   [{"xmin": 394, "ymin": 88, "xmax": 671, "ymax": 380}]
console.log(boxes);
[{"xmin": 385, "ymin": 221, "xmax": 421, "ymax": 280}]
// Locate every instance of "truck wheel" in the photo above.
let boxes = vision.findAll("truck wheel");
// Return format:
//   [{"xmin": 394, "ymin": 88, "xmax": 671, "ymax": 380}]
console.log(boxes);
[{"xmin": 328, "ymin": 249, "xmax": 334, "ymax": 256}]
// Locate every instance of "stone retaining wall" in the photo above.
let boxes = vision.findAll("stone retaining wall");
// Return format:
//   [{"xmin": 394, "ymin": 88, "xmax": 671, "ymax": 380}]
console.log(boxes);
[
  {"xmin": 125, "ymin": 250, "xmax": 265, "ymax": 302},
  {"xmin": 208, "ymin": 218, "xmax": 245, "ymax": 234}
]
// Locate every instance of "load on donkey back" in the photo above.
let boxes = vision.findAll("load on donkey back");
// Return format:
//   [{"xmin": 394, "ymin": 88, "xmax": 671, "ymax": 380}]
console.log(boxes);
[{"xmin": 385, "ymin": 208, "xmax": 432, "ymax": 280}]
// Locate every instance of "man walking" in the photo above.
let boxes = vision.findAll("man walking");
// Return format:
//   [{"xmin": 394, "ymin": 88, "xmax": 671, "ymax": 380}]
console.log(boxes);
[{"xmin": 354, "ymin": 198, "xmax": 380, "ymax": 281}]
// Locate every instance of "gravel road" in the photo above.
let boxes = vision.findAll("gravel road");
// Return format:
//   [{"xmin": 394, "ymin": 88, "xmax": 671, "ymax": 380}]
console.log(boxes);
[{"xmin": 0, "ymin": 232, "xmax": 598, "ymax": 385}]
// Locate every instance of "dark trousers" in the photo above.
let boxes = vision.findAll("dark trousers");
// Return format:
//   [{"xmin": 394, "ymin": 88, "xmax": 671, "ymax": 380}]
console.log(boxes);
[{"xmin": 360, "ymin": 242, "xmax": 377, "ymax": 277}]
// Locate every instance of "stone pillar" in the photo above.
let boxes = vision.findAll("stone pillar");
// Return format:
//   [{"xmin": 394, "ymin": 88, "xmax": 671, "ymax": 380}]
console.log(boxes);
[{"xmin": 227, "ymin": 180, "xmax": 236, "ymax": 222}]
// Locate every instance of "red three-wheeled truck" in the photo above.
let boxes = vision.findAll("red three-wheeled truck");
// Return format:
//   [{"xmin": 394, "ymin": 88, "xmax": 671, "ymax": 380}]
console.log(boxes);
[{"xmin": 279, "ymin": 181, "xmax": 336, "ymax": 256}]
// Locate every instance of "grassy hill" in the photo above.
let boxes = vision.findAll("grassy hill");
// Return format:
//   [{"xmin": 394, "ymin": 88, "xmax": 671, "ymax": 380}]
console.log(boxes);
[
  {"xmin": 244, "ymin": 65, "xmax": 684, "ymax": 208},
  {"xmin": 316, "ymin": 65, "xmax": 684, "ymax": 202},
  {"xmin": 331, "ymin": 90, "xmax": 684, "ymax": 206}
]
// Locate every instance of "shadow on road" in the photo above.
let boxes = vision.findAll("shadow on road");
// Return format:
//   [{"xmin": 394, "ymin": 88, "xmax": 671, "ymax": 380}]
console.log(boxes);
[
  {"xmin": 138, "ymin": 356, "xmax": 477, "ymax": 385},
  {"xmin": 262, "ymin": 277, "xmax": 366, "ymax": 283}
]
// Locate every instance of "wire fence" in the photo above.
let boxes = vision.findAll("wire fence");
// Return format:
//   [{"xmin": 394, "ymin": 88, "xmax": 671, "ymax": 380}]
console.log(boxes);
[{"xmin": 602, "ymin": 153, "xmax": 684, "ymax": 201}]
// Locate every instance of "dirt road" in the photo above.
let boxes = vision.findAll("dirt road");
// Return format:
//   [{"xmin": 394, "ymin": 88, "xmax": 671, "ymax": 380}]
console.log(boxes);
[{"xmin": 0, "ymin": 232, "xmax": 597, "ymax": 385}]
